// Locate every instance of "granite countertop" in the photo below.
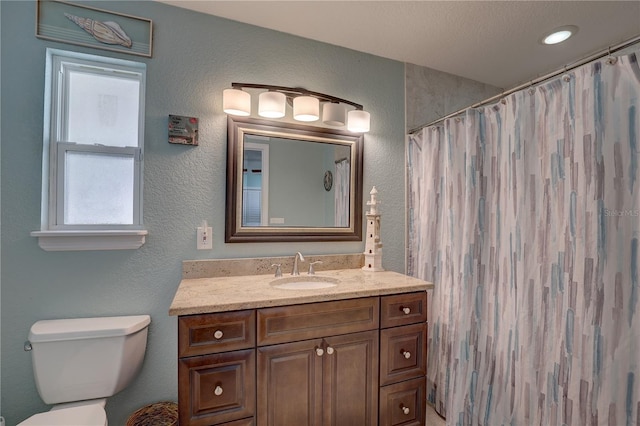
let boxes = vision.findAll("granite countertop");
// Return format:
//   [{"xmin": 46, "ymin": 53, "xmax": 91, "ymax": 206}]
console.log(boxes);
[{"xmin": 169, "ymin": 268, "xmax": 433, "ymax": 316}]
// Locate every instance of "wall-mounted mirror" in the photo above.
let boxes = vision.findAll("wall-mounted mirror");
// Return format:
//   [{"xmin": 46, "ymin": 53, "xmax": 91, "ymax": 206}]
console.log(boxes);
[{"xmin": 226, "ymin": 116, "xmax": 363, "ymax": 242}]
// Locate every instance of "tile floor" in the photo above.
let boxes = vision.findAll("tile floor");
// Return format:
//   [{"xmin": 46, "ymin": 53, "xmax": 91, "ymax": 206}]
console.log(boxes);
[{"xmin": 426, "ymin": 403, "xmax": 446, "ymax": 425}]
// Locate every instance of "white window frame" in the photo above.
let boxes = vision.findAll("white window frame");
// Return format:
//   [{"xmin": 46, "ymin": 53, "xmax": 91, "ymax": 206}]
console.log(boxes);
[{"xmin": 31, "ymin": 48, "xmax": 148, "ymax": 251}]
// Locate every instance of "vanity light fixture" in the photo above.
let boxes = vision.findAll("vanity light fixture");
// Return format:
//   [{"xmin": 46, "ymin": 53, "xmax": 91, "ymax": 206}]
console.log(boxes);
[
  {"xmin": 223, "ymin": 88, "xmax": 251, "ymax": 116},
  {"xmin": 347, "ymin": 110, "xmax": 371, "ymax": 133},
  {"xmin": 541, "ymin": 25, "xmax": 578, "ymax": 45},
  {"xmin": 222, "ymin": 83, "xmax": 370, "ymax": 133},
  {"xmin": 258, "ymin": 91, "xmax": 286, "ymax": 118},
  {"xmin": 323, "ymin": 102, "xmax": 346, "ymax": 126},
  {"xmin": 293, "ymin": 96, "xmax": 320, "ymax": 122}
]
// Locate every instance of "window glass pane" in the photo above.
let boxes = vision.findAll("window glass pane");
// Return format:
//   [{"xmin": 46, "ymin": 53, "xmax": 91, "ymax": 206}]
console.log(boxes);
[
  {"xmin": 67, "ymin": 70, "xmax": 140, "ymax": 147},
  {"xmin": 64, "ymin": 151, "xmax": 134, "ymax": 225}
]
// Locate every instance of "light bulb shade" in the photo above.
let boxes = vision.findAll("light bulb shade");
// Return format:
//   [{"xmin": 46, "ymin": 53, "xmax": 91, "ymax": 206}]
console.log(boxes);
[
  {"xmin": 543, "ymin": 30, "xmax": 572, "ymax": 45},
  {"xmin": 293, "ymin": 96, "xmax": 319, "ymax": 122},
  {"xmin": 540, "ymin": 25, "xmax": 578, "ymax": 45},
  {"xmin": 223, "ymin": 89, "xmax": 251, "ymax": 116},
  {"xmin": 322, "ymin": 103, "xmax": 346, "ymax": 126},
  {"xmin": 258, "ymin": 91, "xmax": 286, "ymax": 118},
  {"xmin": 347, "ymin": 109, "xmax": 370, "ymax": 133}
]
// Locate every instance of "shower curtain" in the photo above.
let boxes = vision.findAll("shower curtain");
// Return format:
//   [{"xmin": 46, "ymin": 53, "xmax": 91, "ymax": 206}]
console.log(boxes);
[
  {"xmin": 335, "ymin": 159, "xmax": 350, "ymax": 227},
  {"xmin": 408, "ymin": 51, "xmax": 640, "ymax": 425}
]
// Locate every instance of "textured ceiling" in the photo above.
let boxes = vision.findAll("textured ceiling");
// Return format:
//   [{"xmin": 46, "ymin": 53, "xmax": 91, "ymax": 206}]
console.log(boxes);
[{"xmin": 158, "ymin": 1, "xmax": 640, "ymax": 89}]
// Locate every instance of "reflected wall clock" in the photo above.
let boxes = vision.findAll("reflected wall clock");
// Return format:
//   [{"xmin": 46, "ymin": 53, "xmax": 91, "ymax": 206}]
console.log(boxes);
[{"xmin": 324, "ymin": 170, "xmax": 333, "ymax": 191}]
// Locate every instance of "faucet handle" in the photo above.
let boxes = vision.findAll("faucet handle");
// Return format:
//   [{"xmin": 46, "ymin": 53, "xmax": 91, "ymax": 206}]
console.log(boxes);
[
  {"xmin": 308, "ymin": 261, "xmax": 323, "ymax": 275},
  {"xmin": 271, "ymin": 264, "xmax": 282, "ymax": 277}
]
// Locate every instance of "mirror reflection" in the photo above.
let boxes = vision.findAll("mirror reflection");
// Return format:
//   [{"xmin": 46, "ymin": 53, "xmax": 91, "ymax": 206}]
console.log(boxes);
[
  {"xmin": 226, "ymin": 116, "xmax": 363, "ymax": 242},
  {"xmin": 242, "ymin": 135, "xmax": 351, "ymax": 228}
]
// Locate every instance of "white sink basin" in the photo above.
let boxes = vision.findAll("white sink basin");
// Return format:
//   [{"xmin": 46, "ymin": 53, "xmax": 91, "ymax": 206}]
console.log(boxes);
[{"xmin": 270, "ymin": 275, "xmax": 339, "ymax": 290}]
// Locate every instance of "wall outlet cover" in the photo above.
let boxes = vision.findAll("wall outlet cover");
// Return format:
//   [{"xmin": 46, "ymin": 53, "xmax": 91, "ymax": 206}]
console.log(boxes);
[{"xmin": 196, "ymin": 226, "xmax": 212, "ymax": 249}]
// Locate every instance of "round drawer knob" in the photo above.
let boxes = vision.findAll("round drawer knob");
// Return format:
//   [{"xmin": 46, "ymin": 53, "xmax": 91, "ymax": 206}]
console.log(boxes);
[
  {"xmin": 213, "ymin": 330, "xmax": 224, "ymax": 339},
  {"xmin": 326, "ymin": 346, "xmax": 334, "ymax": 355},
  {"xmin": 214, "ymin": 386, "xmax": 223, "ymax": 396},
  {"xmin": 402, "ymin": 351, "xmax": 411, "ymax": 359},
  {"xmin": 401, "ymin": 405, "xmax": 410, "ymax": 415},
  {"xmin": 402, "ymin": 307, "xmax": 411, "ymax": 315},
  {"xmin": 316, "ymin": 348, "xmax": 324, "ymax": 356}
]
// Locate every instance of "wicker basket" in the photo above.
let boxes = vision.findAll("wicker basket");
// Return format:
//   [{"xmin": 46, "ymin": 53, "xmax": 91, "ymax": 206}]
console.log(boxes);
[{"xmin": 126, "ymin": 401, "xmax": 178, "ymax": 426}]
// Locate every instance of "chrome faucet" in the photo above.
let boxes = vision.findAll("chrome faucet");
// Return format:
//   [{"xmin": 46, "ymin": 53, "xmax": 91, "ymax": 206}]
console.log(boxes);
[{"xmin": 292, "ymin": 252, "xmax": 305, "ymax": 276}]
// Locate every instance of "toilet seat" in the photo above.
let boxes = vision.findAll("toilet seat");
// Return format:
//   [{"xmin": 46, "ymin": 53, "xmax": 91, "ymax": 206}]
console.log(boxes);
[{"xmin": 17, "ymin": 404, "xmax": 107, "ymax": 426}]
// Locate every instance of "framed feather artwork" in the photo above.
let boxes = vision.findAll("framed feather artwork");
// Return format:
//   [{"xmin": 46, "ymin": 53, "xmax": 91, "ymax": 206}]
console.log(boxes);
[{"xmin": 36, "ymin": 0, "xmax": 153, "ymax": 57}]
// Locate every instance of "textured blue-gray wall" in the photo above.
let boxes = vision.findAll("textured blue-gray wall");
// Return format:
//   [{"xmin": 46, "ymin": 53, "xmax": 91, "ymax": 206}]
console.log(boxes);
[
  {"xmin": 405, "ymin": 62, "xmax": 503, "ymax": 131},
  {"xmin": 0, "ymin": 1, "xmax": 405, "ymax": 424}
]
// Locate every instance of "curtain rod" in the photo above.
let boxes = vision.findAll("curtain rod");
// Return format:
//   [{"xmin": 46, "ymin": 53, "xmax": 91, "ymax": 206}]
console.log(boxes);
[{"xmin": 408, "ymin": 34, "xmax": 640, "ymax": 135}]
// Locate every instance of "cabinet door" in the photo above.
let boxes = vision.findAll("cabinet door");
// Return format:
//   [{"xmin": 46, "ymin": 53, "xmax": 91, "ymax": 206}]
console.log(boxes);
[
  {"xmin": 323, "ymin": 330, "xmax": 379, "ymax": 426},
  {"xmin": 257, "ymin": 339, "xmax": 324, "ymax": 426}
]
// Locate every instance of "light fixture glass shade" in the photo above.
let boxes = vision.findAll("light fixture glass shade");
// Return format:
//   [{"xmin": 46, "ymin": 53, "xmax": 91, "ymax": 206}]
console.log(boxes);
[
  {"xmin": 293, "ymin": 96, "xmax": 319, "ymax": 122},
  {"xmin": 544, "ymin": 30, "xmax": 572, "ymax": 45},
  {"xmin": 322, "ymin": 103, "xmax": 346, "ymax": 126},
  {"xmin": 541, "ymin": 25, "xmax": 578, "ymax": 45},
  {"xmin": 223, "ymin": 89, "xmax": 251, "ymax": 116},
  {"xmin": 258, "ymin": 91, "xmax": 286, "ymax": 118},
  {"xmin": 347, "ymin": 110, "xmax": 370, "ymax": 133}
]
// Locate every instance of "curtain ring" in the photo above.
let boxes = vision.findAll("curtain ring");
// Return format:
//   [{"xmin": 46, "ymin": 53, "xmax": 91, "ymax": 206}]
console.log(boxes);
[
  {"xmin": 527, "ymin": 80, "xmax": 536, "ymax": 96},
  {"xmin": 605, "ymin": 46, "xmax": 618, "ymax": 65}
]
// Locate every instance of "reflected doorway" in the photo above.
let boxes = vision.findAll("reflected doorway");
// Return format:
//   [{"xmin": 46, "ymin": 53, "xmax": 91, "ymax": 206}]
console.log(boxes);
[{"xmin": 242, "ymin": 142, "xmax": 269, "ymax": 226}]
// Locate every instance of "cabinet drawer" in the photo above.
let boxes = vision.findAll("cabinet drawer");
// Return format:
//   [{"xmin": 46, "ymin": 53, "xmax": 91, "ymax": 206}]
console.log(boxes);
[
  {"xmin": 178, "ymin": 349, "xmax": 255, "ymax": 426},
  {"xmin": 380, "ymin": 292, "xmax": 427, "ymax": 329},
  {"xmin": 379, "ymin": 377, "xmax": 426, "ymax": 426},
  {"xmin": 380, "ymin": 323, "xmax": 427, "ymax": 386},
  {"xmin": 257, "ymin": 297, "xmax": 379, "ymax": 346},
  {"xmin": 179, "ymin": 310, "xmax": 255, "ymax": 357}
]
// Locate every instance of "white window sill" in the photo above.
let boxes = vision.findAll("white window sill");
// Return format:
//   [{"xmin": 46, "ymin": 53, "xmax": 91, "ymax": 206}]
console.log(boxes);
[{"xmin": 31, "ymin": 230, "xmax": 148, "ymax": 251}]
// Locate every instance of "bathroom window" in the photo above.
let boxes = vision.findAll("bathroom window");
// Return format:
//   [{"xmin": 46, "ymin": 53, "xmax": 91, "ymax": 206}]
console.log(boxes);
[{"xmin": 31, "ymin": 48, "xmax": 147, "ymax": 251}]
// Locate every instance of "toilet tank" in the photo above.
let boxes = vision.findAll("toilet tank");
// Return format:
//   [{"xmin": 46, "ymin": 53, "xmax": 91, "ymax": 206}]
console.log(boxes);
[{"xmin": 28, "ymin": 315, "xmax": 151, "ymax": 405}]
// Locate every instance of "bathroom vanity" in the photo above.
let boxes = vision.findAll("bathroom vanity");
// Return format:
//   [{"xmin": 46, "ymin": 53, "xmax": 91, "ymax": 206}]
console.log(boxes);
[{"xmin": 170, "ymin": 258, "xmax": 432, "ymax": 426}]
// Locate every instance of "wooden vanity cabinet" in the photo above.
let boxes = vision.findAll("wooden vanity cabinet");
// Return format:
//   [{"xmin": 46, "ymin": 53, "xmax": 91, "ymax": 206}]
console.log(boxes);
[
  {"xmin": 257, "ymin": 298, "xmax": 380, "ymax": 425},
  {"xmin": 379, "ymin": 292, "xmax": 428, "ymax": 426},
  {"xmin": 177, "ymin": 292, "xmax": 428, "ymax": 426},
  {"xmin": 178, "ymin": 310, "xmax": 256, "ymax": 426}
]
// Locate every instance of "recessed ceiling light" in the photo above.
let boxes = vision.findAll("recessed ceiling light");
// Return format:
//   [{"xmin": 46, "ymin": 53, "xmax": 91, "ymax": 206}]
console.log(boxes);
[{"xmin": 541, "ymin": 25, "xmax": 578, "ymax": 45}]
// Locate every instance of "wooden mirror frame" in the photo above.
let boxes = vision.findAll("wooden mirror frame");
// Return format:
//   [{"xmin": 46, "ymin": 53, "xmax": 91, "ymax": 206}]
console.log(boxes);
[{"xmin": 225, "ymin": 116, "xmax": 363, "ymax": 243}]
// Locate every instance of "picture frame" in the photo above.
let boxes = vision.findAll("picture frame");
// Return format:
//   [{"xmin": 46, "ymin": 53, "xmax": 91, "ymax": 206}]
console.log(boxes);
[{"xmin": 36, "ymin": 0, "xmax": 153, "ymax": 58}]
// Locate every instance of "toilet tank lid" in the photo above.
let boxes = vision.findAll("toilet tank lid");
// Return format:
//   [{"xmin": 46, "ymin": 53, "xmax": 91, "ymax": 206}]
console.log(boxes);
[{"xmin": 29, "ymin": 315, "xmax": 151, "ymax": 343}]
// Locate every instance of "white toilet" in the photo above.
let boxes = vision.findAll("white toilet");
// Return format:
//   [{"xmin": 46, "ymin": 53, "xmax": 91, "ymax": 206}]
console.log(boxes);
[{"xmin": 18, "ymin": 315, "xmax": 151, "ymax": 426}]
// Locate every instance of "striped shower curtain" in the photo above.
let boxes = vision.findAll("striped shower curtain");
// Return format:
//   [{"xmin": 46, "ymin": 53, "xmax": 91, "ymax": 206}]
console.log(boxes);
[
  {"xmin": 408, "ymin": 51, "xmax": 640, "ymax": 425},
  {"xmin": 335, "ymin": 159, "xmax": 350, "ymax": 227}
]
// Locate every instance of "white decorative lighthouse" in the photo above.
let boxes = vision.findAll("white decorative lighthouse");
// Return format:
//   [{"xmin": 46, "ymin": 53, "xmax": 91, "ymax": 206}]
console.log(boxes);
[{"xmin": 362, "ymin": 186, "xmax": 384, "ymax": 271}]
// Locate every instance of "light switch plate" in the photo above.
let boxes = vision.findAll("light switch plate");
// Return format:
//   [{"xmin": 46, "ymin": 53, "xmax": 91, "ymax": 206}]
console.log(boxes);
[{"xmin": 197, "ymin": 226, "xmax": 212, "ymax": 250}]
